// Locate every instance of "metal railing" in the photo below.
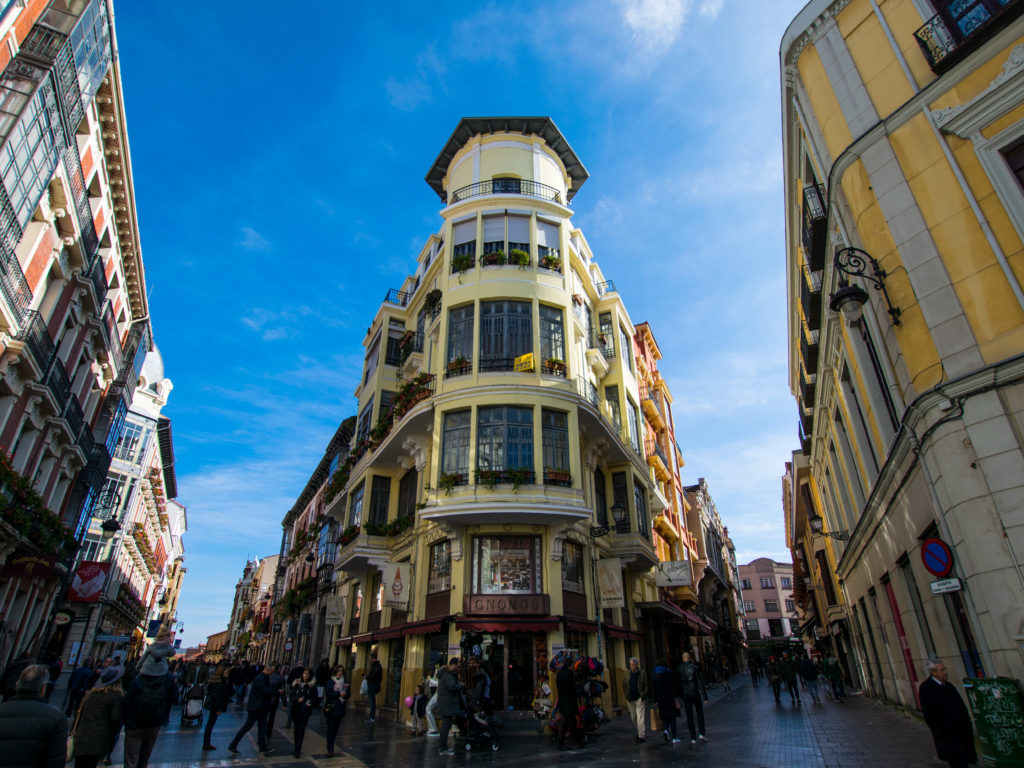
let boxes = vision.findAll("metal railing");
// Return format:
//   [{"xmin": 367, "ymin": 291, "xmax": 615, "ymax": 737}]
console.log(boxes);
[
  {"xmin": 639, "ymin": 381, "xmax": 666, "ymax": 422},
  {"xmin": 444, "ymin": 359, "xmax": 472, "ymax": 378},
  {"xmin": 0, "ymin": 257, "xmax": 32, "ymax": 323},
  {"xmin": 399, "ymin": 332, "xmax": 424, "ymax": 365},
  {"xmin": 802, "ymin": 183, "xmax": 827, "ymax": 271},
  {"xmin": 86, "ymin": 256, "xmax": 107, "ymax": 308},
  {"xmin": 63, "ymin": 397, "xmax": 84, "ymax": 439},
  {"xmin": 914, "ymin": 2, "xmax": 1024, "ymax": 72},
  {"xmin": 479, "ymin": 356, "xmax": 519, "ymax": 372},
  {"xmin": 800, "ymin": 320, "xmax": 819, "ymax": 374},
  {"xmin": 384, "ymin": 288, "xmax": 409, "ymax": 306},
  {"xmin": 17, "ymin": 310, "xmax": 55, "ymax": 373},
  {"xmin": 575, "ymin": 377, "xmax": 599, "ymax": 407},
  {"xmin": 801, "ymin": 265, "xmax": 822, "ymax": 331},
  {"xmin": 449, "ymin": 178, "xmax": 563, "ymax": 205},
  {"xmin": 645, "ymin": 435, "xmax": 668, "ymax": 467},
  {"xmin": 45, "ymin": 360, "xmax": 71, "ymax": 408},
  {"xmin": 595, "ymin": 280, "xmax": 617, "ymax": 296},
  {"xmin": 589, "ymin": 331, "xmax": 615, "ymax": 360}
]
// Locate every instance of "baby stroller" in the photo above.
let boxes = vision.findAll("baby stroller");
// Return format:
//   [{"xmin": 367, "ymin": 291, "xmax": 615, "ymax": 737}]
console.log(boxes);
[
  {"xmin": 453, "ymin": 691, "xmax": 499, "ymax": 752},
  {"xmin": 180, "ymin": 683, "xmax": 204, "ymax": 726}
]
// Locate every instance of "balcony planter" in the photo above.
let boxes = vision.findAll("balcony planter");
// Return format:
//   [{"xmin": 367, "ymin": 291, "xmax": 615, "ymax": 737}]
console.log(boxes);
[
  {"xmin": 364, "ymin": 515, "xmax": 414, "ymax": 537},
  {"xmin": 480, "ymin": 251, "xmax": 506, "ymax": 266},
  {"xmin": 543, "ymin": 358, "xmax": 565, "ymax": 374},
  {"xmin": 447, "ymin": 356, "xmax": 468, "ymax": 372},
  {"xmin": 540, "ymin": 254, "xmax": 561, "ymax": 272},
  {"xmin": 510, "ymin": 249, "xmax": 530, "ymax": 269},
  {"xmin": 423, "ymin": 289, "xmax": 442, "ymax": 316},
  {"xmin": 475, "ymin": 468, "xmax": 502, "ymax": 489},
  {"xmin": 572, "ymin": 294, "xmax": 584, "ymax": 305},
  {"xmin": 437, "ymin": 472, "xmax": 464, "ymax": 495},
  {"xmin": 452, "ymin": 253, "xmax": 474, "ymax": 276},
  {"xmin": 337, "ymin": 524, "xmax": 361, "ymax": 547},
  {"xmin": 545, "ymin": 468, "xmax": 571, "ymax": 485}
]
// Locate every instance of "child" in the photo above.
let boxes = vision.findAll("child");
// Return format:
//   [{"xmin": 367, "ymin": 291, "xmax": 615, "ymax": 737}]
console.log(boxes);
[{"xmin": 410, "ymin": 683, "xmax": 428, "ymax": 735}]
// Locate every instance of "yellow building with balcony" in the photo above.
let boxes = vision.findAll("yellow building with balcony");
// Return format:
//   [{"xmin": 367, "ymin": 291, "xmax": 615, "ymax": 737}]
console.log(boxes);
[
  {"xmin": 783, "ymin": 0, "xmax": 1024, "ymax": 711},
  {"xmin": 323, "ymin": 117, "xmax": 665, "ymax": 719}
]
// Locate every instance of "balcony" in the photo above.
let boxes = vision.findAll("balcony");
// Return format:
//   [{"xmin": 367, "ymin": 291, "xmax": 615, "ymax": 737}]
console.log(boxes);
[
  {"xmin": 801, "ymin": 183, "xmax": 827, "ymax": 271},
  {"xmin": 16, "ymin": 310, "xmax": 55, "ymax": 375},
  {"xmin": 449, "ymin": 178, "xmax": 563, "ymax": 205},
  {"xmin": 800, "ymin": 367, "xmax": 816, "ymax": 405},
  {"xmin": 800, "ymin": 265, "xmax": 822, "ymax": 331},
  {"xmin": 384, "ymin": 288, "xmax": 409, "ymax": 307},
  {"xmin": 542, "ymin": 467, "xmax": 572, "ymax": 487},
  {"xmin": 800, "ymin": 403, "xmax": 814, "ymax": 443},
  {"xmin": 800, "ymin": 320, "xmax": 819, "ymax": 374},
  {"xmin": 608, "ymin": 530, "xmax": 659, "ymax": 572},
  {"xmin": 595, "ymin": 281, "xmax": 617, "ymax": 297},
  {"xmin": 915, "ymin": 0, "xmax": 1024, "ymax": 73},
  {"xmin": 575, "ymin": 376, "xmax": 599, "ymax": 408},
  {"xmin": 334, "ymin": 528, "xmax": 389, "ymax": 571},
  {"xmin": 645, "ymin": 435, "xmax": 670, "ymax": 481},
  {"xmin": 85, "ymin": 256, "xmax": 107, "ymax": 310},
  {"xmin": 0, "ymin": 255, "xmax": 32, "ymax": 324},
  {"xmin": 799, "ymin": 419, "xmax": 811, "ymax": 455},
  {"xmin": 398, "ymin": 331, "xmax": 424, "ymax": 366},
  {"xmin": 62, "ymin": 397, "xmax": 84, "ymax": 440},
  {"xmin": 639, "ymin": 382, "xmax": 666, "ymax": 431},
  {"xmin": 45, "ymin": 361, "xmax": 71, "ymax": 409}
]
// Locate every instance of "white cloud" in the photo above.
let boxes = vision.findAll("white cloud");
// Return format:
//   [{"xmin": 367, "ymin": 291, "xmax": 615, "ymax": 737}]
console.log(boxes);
[
  {"xmin": 384, "ymin": 76, "xmax": 432, "ymax": 111},
  {"xmin": 697, "ymin": 0, "xmax": 724, "ymax": 18},
  {"xmin": 615, "ymin": 0, "xmax": 689, "ymax": 54},
  {"xmin": 236, "ymin": 226, "xmax": 271, "ymax": 252}
]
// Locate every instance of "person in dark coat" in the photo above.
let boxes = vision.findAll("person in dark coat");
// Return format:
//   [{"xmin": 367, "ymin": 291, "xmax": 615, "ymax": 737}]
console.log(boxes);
[
  {"xmin": 555, "ymin": 660, "xmax": 584, "ymax": 751},
  {"xmin": 676, "ymin": 652, "xmax": 709, "ymax": 743},
  {"xmin": 0, "ymin": 664, "xmax": 68, "ymax": 768},
  {"xmin": 202, "ymin": 664, "xmax": 232, "ymax": 751},
  {"xmin": 313, "ymin": 659, "xmax": 330, "ymax": 697},
  {"xmin": 70, "ymin": 666, "xmax": 123, "ymax": 768},
  {"xmin": 323, "ymin": 666, "xmax": 349, "ymax": 758},
  {"xmin": 65, "ymin": 658, "xmax": 97, "ymax": 717},
  {"xmin": 919, "ymin": 659, "xmax": 978, "ymax": 768},
  {"xmin": 227, "ymin": 663, "xmax": 276, "ymax": 756},
  {"xmin": 121, "ymin": 668, "xmax": 175, "ymax": 768},
  {"xmin": 780, "ymin": 653, "xmax": 800, "ymax": 704},
  {"xmin": 0, "ymin": 654, "xmax": 32, "ymax": 703},
  {"xmin": 289, "ymin": 668, "xmax": 318, "ymax": 758},
  {"xmin": 435, "ymin": 658, "xmax": 462, "ymax": 757},
  {"xmin": 363, "ymin": 651, "xmax": 383, "ymax": 723},
  {"xmin": 653, "ymin": 659, "xmax": 681, "ymax": 744}
]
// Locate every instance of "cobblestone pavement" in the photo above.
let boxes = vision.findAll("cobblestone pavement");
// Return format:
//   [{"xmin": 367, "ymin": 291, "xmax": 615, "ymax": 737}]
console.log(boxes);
[{"xmin": 114, "ymin": 676, "xmax": 950, "ymax": 768}]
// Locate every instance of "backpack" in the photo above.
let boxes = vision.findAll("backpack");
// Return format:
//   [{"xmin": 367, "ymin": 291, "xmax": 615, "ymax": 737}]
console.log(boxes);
[{"xmin": 132, "ymin": 674, "xmax": 169, "ymax": 727}]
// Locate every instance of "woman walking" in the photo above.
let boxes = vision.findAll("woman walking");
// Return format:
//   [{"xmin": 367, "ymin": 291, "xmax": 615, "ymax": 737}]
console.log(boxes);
[
  {"xmin": 323, "ymin": 665, "xmax": 349, "ymax": 758},
  {"xmin": 70, "ymin": 666, "xmax": 123, "ymax": 768},
  {"xmin": 290, "ymin": 668, "xmax": 319, "ymax": 757},
  {"xmin": 653, "ymin": 659, "xmax": 681, "ymax": 745},
  {"xmin": 202, "ymin": 664, "xmax": 232, "ymax": 750}
]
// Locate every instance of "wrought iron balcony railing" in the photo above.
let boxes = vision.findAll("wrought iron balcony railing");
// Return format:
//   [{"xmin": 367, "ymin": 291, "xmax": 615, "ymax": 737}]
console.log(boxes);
[
  {"xmin": 45, "ymin": 360, "xmax": 71, "ymax": 408},
  {"xmin": 449, "ymin": 178, "xmax": 564, "ymax": 205},
  {"xmin": 914, "ymin": 1, "xmax": 1024, "ymax": 73},
  {"xmin": 17, "ymin": 310, "xmax": 55, "ymax": 374},
  {"xmin": 801, "ymin": 265, "xmax": 822, "ymax": 331},
  {"xmin": 800, "ymin": 320, "xmax": 819, "ymax": 375},
  {"xmin": 595, "ymin": 280, "xmax": 617, "ymax": 296},
  {"xmin": 0, "ymin": 256, "xmax": 32, "ymax": 323},
  {"xmin": 399, "ymin": 331, "xmax": 424, "ymax": 364},
  {"xmin": 645, "ymin": 435, "xmax": 668, "ymax": 468},
  {"xmin": 384, "ymin": 288, "xmax": 409, "ymax": 307},
  {"xmin": 444, "ymin": 359, "xmax": 472, "ymax": 378},
  {"xmin": 589, "ymin": 331, "xmax": 615, "ymax": 360},
  {"xmin": 799, "ymin": 418, "xmax": 811, "ymax": 455},
  {"xmin": 802, "ymin": 183, "xmax": 827, "ymax": 271},
  {"xmin": 86, "ymin": 256, "xmax": 107, "ymax": 308},
  {"xmin": 63, "ymin": 397, "xmax": 84, "ymax": 439},
  {"xmin": 575, "ymin": 377, "xmax": 599, "ymax": 407}
]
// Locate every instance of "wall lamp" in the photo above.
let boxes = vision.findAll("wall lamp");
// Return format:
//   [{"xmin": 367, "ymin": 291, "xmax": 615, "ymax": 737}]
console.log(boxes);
[
  {"xmin": 591, "ymin": 501, "xmax": 627, "ymax": 538},
  {"xmin": 807, "ymin": 511, "xmax": 849, "ymax": 541},
  {"xmin": 829, "ymin": 247, "xmax": 901, "ymax": 326}
]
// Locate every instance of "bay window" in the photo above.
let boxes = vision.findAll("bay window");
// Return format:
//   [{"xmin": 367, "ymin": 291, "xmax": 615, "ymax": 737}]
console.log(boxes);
[
  {"xmin": 480, "ymin": 300, "xmax": 531, "ymax": 371},
  {"xmin": 447, "ymin": 304, "xmax": 474, "ymax": 364},
  {"xmin": 539, "ymin": 305, "xmax": 564, "ymax": 363},
  {"xmin": 441, "ymin": 410, "xmax": 471, "ymax": 479},
  {"xmin": 472, "ymin": 536, "xmax": 541, "ymax": 594},
  {"xmin": 477, "ymin": 405, "xmax": 533, "ymax": 473}
]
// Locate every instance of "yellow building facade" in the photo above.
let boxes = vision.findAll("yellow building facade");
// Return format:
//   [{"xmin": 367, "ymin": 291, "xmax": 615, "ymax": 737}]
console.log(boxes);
[
  {"xmin": 320, "ymin": 118, "xmax": 671, "ymax": 719},
  {"xmin": 783, "ymin": 0, "xmax": 1024, "ymax": 710}
]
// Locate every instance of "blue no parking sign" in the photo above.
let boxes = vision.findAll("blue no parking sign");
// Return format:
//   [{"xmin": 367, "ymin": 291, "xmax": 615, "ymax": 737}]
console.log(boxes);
[{"xmin": 921, "ymin": 537, "xmax": 954, "ymax": 578}]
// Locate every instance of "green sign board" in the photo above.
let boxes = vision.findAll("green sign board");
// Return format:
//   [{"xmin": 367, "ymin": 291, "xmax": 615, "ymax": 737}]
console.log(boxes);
[{"xmin": 964, "ymin": 677, "xmax": 1024, "ymax": 768}]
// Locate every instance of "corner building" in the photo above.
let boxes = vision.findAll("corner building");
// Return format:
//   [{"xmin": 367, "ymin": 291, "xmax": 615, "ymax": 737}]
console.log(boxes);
[
  {"xmin": 782, "ymin": 0, "xmax": 1024, "ymax": 711},
  {"xmin": 326, "ymin": 117, "xmax": 663, "ymax": 718}
]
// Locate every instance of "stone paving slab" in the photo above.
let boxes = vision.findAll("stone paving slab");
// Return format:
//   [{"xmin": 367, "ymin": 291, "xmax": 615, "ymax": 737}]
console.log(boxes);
[{"xmin": 111, "ymin": 675, "xmax": 952, "ymax": 768}]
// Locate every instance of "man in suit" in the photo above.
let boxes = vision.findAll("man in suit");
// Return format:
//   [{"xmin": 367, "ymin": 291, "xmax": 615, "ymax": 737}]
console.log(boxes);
[{"xmin": 918, "ymin": 658, "xmax": 977, "ymax": 768}]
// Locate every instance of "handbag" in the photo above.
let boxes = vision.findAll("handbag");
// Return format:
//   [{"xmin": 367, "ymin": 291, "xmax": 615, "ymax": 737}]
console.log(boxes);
[
  {"xmin": 66, "ymin": 698, "xmax": 85, "ymax": 761},
  {"xmin": 322, "ymin": 700, "xmax": 336, "ymax": 716}
]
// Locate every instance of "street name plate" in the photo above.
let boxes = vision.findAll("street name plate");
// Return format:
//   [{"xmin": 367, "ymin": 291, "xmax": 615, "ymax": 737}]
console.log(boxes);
[{"xmin": 930, "ymin": 577, "xmax": 962, "ymax": 594}]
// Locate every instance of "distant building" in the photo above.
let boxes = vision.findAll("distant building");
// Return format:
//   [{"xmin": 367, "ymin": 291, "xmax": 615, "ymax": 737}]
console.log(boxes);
[{"xmin": 739, "ymin": 558, "xmax": 798, "ymax": 645}]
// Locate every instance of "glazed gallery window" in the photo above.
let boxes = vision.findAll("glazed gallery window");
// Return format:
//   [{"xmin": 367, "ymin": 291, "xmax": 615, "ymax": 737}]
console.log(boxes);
[
  {"xmin": 357, "ymin": 397, "xmax": 374, "ymax": 442},
  {"xmin": 479, "ymin": 300, "xmax": 531, "ymax": 371},
  {"xmin": 633, "ymin": 476, "xmax": 648, "ymax": 537},
  {"xmin": 368, "ymin": 475, "xmax": 390, "ymax": 527},
  {"xmin": 620, "ymin": 326, "xmax": 633, "ymax": 373},
  {"xmin": 348, "ymin": 482, "xmax": 365, "ymax": 527},
  {"xmin": 428, "ymin": 540, "xmax": 452, "ymax": 594},
  {"xmin": 477, "ymin": 405, "xmax": 533, "ymax": 472},
  {"xmin": 447, "ymin": 304, "xmax": 474, "ymax": 363},
  {"xmin": 541, "ymin": 409, "xmax": 569, "ymax": 471},
  {"xmin": 539, "ymin": 305, "xmax": 564, "ymax": 362},
  {"xmin": 113, "ymin": 420, "xmax": 147, "ymax": 464},
  {"xmin": 481, "ymin": 213, "xmax": 530, "ymax": 256},
  {"xmin": 397, "ymin": 468, "xmax": 417, "ymax": 519},
  {"xmin": 452, "ymin": 219, "xmax": 476, "ymax": 259},
  {"xmin": 561, "ymin": 540, "xmax": 584, "ymax": 593},
  {"xmin": 594, "ymin": 468, "xmax": 607, "ymax": 527},
  {"xmin": 441, "ymin": 410, "xmax": 471, "ymax": 475},
  {"xmin": 472, "ymin": 536, "xmax": 541, "ymax": 594}
]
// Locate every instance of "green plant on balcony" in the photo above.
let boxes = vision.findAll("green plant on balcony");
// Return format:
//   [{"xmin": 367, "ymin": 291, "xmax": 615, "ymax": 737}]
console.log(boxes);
[
  {"xmin": 452, "ymin": 252, "xmax": 474, "ymax": 275},
  {"xmin": 391, "ymin": 372, "xmax": 434, "ymax": 420},
  {"xmin": 510, "ymin": 249, "xmax": 530, "ymax": 268},
  {"xmin": 338, "ymin": 524, "xmax": 361, "ymax": 547},
  {"xmin": 370, "ymin": 413, "xmax": 392, "ymax": 444},
  {"xmin": 423, "ymin": 288, "xmax": 442, "ymax": 316},
  {"xmin": 480, "ymin": 250, "xmax": 506, "ymax": 266},
  {"xmin": 437, "ymin": 471, "xmax": 463, "ymax": 495},
  {"xmin": 447, "ymin": 354, "xmax": 469, "ymax": 373},
  {"xmin": 540, "ymin": 253, "xmax": 561, "ymax": 271},
  {"xmin": 364, "ymin": 515, "xmax": 413, "ymax": 537},
  {"xmin": 507, "ymin": 467, "xmax": 530, "ymax": 491},
  {"xmin": 475, "ymin": 468, "xmax": 501, "ymax": 489},
  {"xmin": 0, "ymin": 449, "xmax": 77, "ymax": 560},
  {"xmin": 545, "ymin": 466, "xmax": 571, "ymax": 484},
  {"xmin": 543, "ymin": 357, "xmax": 565, "ymax": 373}
]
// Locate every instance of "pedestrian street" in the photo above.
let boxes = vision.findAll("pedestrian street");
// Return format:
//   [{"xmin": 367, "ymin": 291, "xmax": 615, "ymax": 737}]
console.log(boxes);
[{"xmin": 114, "ymin": 675, "xmax": 951, "ymax": 768}]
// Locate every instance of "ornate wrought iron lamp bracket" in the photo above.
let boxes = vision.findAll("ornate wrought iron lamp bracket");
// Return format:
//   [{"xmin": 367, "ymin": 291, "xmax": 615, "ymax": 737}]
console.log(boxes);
[{"xmin": 833, "ymin": 247, "xmax": 902, "ymax": 325}]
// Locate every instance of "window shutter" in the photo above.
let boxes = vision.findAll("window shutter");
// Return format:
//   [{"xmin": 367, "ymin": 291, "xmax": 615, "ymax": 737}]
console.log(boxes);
[
  {"xmin": 536, "ymin": 220, "xmax": 559, "ymax": 248},
  {"xmin": 483, "ymin": 215, "xmax": 505, "ymax": 242},
  {"xmin": 508, "ymin": 215, "xmax": 530, "ymax": 243},
  {"xmin": 452, "ymin": 219, "xmax": 476, "ymax": 245}
]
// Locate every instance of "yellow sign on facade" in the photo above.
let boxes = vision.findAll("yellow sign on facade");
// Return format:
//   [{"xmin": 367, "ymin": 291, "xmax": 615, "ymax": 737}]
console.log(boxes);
[{"xmin": 514, "ymin": 353, "xmax": 534, "ymax": 372}]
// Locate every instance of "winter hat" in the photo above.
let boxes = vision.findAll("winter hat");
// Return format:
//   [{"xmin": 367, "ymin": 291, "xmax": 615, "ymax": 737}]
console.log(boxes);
[
  {"xmin": 155, "ymin": 625, "xmax": 172, "ymax": 642},
  {"xmin": 95, "ymin": 666, "xmax": 124, "ymax": 688}
]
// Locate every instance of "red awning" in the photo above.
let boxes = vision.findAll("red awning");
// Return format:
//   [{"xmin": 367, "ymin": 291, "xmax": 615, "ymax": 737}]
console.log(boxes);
[
  {"xmin": 375, "ymin": 625, "xmax": 404, "ymax": 640},
  {"xmin": 351, "ymin": 632, "xmax": 373, "ymax": 644},
  {"xmin": 334, "ymin": 636, "xmax": 353, "ymax": 647},
  {"xmin": 402, "ymin": 619, "xmax": 446, "ymax": 636},
  {"xmin": 455, "ymin": 616, "xmax": 560, "ymax": 633},
  {"xmin": 603, "ymin": 623, "xmax": 642, "ymax": 641},
  {"xmin": 662, "ymin": 599, "xmax": 715, "ymax": 635},
  {"xmin": 564, "ymin": 619, "xmax": 599, "ymax": 632}
]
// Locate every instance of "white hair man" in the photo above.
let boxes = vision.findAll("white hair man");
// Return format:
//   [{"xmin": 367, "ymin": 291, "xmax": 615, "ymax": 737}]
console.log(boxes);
[
  {"xmin": 919, "ymin": 659, "xmax": 977, "ymax": 768},
  {"xmin": 0, "ymin": 664, "xmax": 69, "ymax": 768},
  {"xmin": 621, "ymin": 657, "xmax": 648, "ymax": 742}
]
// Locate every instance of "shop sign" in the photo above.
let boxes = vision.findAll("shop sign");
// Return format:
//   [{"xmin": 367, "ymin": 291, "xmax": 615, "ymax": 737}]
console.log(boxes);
[
  {"xmin": 325, "ymin": 595, "xmax": 346, "ymax": 626},
  {"xmin": 597, "ymin": 558, "xmax": 625, "ymax": 608},
  {"xmin": 383, "ymin": 562, "xmax": 410, "ymax": 611},
  {"xmin": 513, "ymin": 353, "xmax": 534, "ymax": 372},
  {"xmin": 68, "ymin": 562, "xmax": 110, "ymax": 602},
  {"xmin": 54, "ymin": 611, "xmax": 71, "ymax": 626},
  {"xmin": 929, "ymin": 577, "xmax": 962, "ymax": 595},
  {"xmin": 655, "ymin": 560, "xmax": 692, "ymax": 587},
  {"xmin": 465, "ymin": 594, "xmax": 549, "ymax": 614},
  {"xmin": 0, "ymin": 552, "xmax": 55, "ymax": 579},
  {"xmin": 96, "ymin": 634, "xmax": 130, "ymax": 643}
]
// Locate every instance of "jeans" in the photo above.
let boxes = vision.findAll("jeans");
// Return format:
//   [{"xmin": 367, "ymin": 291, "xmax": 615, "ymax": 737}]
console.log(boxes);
[
  {"xmin": 625, "ymin": 698, "xmax": 646, "ymax": 738},
  {"xmin": 325, "ymin": 713, "xmax": 343, "ymax": 755},
  {"xmin": 203, "ymin": 710, "xmax": 220, "ymax": 746},
  {"xmin": 438, "ymin": 715, "xmax": 454, "ymax": 751},
  {"xmin": 367, "ymin": 685, "xmax": 379, "ymax": 719},
  {"xmin": 831, "ymin": 678, "xmax": 845, "ymax": 699},
  {"xmin": 682, "ymin": 696, "xmax": 705, "ymax": 740},
  {"xmin": 785, "ymin": 679, "xmax": 800, "ymax": 701},
  {"xmin": 770, "ymin": 679, "xmax": 781, "ymax": 701},
  {"xmin": 234, "ymin": 683, "xmax": 245, "ymax": 704},
  {"xmin": 425, "ymin": 692, "xmax": 439, "ymax": 732},
  {"xmin": 124, "ymin": 726, "xmax": 161, "ymax": 768},
  {"xmin": 803, "ymin": 678, "xmax": 820, "ymax": 702},
  {"xmin": 229, "ymin": 710, "xmax": 269, "ymax": 751}
]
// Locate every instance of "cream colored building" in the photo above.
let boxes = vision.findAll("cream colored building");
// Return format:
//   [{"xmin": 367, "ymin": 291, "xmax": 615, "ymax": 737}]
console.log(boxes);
[{"xmin": 783, "ymin": 0, "xmax": 1024, "ymax": 711}]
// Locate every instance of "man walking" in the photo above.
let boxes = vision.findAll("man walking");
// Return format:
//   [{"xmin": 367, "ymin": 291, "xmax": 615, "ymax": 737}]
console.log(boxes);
[
  {"xmin": 919, "ymin": 659, "xmax": 978, "ymax": 768},
  {"xmin": 676, "ymin": 652, "xmax": 709, "ymax": 745},
  {"xmin": 621, "ymin": 657, "xmax": 648, "ymax": 743},
  {"xmin": 0, "ymin": 664, "xmax": 67, "ymax": 768},
  {"xmin": 435, "ymin": 657, "xmax": 462, "ymax": 757},
  {"xmin": 121, "ymin": 663, "xmax": 176, "ymax": 768},
  {"xmin": 555, "ymin": 657, "xmax": 584, "ymax": 751},
  {"xmin": 227, "ymin": 662, "xmax": 277, "ymax": 756},
  {"xmin": 780, "ymin": 652, "xmax": 801, "ymax": 704},
  {"xmin": 363, "ymin": 651, "xmax": 383, "ymax": 723},
  {"xmin": 798, "ymin": 654, "xmax": 821, "ymax": 704}
]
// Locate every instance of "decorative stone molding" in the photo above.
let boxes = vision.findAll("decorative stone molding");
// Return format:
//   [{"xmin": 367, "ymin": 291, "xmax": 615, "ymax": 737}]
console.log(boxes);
[
  {"xmin": 934, "ymin": 43, "xmax": 1024, "ymax": 137},
  {"xmin": 784, "ymin": 0, "xmax": 854, "ymax": 67},
  {"xmin": 401, "ymin": 436, "xmax": 427, "ymax": 472}
]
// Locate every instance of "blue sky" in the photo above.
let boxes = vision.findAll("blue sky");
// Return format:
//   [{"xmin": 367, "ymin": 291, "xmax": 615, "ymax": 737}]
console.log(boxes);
[{"xmin": 112, "ymin": 0, "xmax": 809, "ymax": 647}]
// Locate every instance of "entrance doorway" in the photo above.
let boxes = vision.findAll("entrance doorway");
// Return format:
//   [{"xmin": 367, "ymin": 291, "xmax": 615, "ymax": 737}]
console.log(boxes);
[{"xmin": 470, "ymin": 632, "xmax": 545, "ymax": 711}]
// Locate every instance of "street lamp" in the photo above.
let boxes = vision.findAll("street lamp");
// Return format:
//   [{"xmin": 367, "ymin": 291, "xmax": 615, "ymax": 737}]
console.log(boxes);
[
  {"xmin": 807, "ymin": 512, "xmax": 849, "ymax": 541},
  {"xmin": 590, "ymin": 500, "xmax": 627, "ymax": 538},
  {"xmin": 829, "ymin": 247, "xmax": 901, "ymax": 326},
  {"xmin": 100, "ymin": 517, "xmax": 121, "ymax": 539}
]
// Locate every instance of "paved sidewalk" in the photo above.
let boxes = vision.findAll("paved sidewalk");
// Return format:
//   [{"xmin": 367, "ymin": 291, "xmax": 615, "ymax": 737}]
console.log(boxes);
[{"xmin": 106, "ymin": 674, "xmax": 949, "ymax": 768}]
